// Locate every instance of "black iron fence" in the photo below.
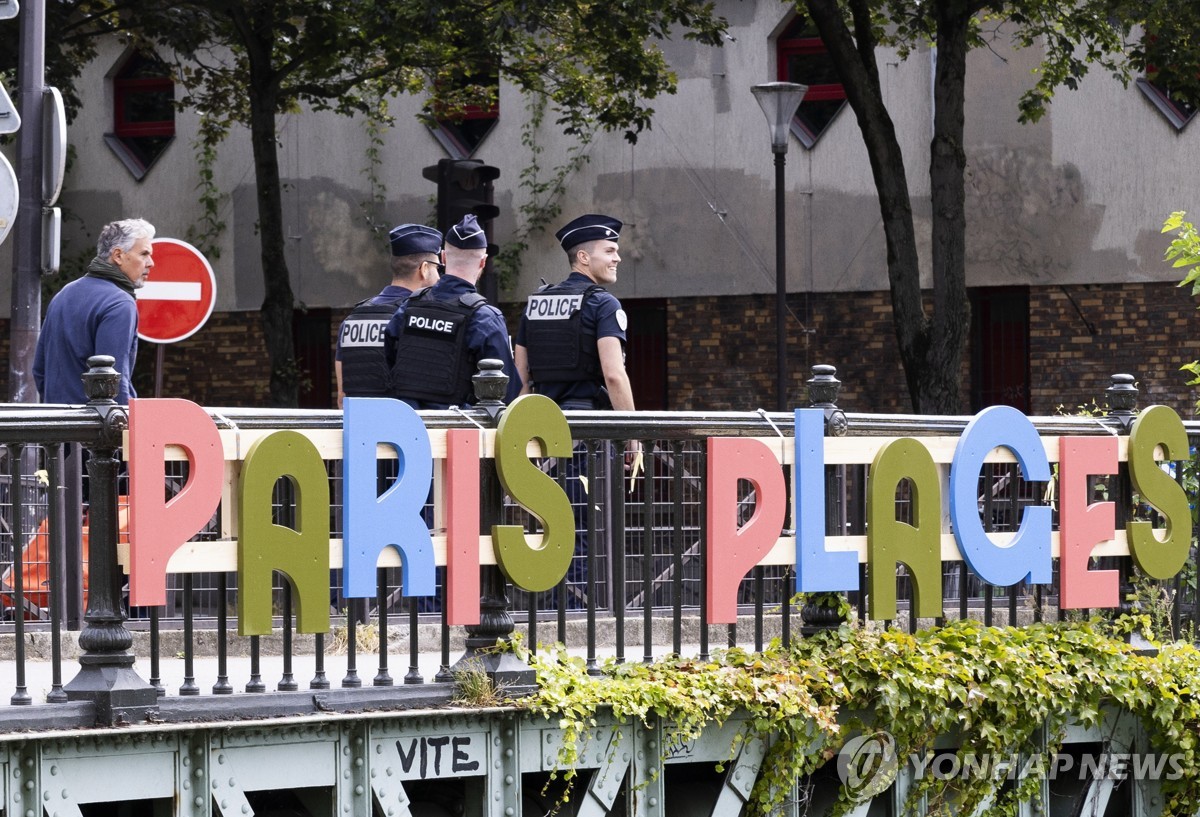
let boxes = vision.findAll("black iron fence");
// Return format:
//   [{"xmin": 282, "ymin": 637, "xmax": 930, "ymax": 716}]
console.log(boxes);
[{"xmin": 0, "ymin": 357, "xmax": 1194, "ymax": 727}]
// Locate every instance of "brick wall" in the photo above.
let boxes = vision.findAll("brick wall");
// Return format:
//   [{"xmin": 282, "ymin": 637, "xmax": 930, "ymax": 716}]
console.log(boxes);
[
  {"xmin": 663, "ymin": 283, "xmax": 1200, "ymax": 416},
  {"xmin": 1029, "ymin": 282, "xmax": 1200, "ymax": 419},
  {"xmin": 665, "ymin": 291, "xmax": 931, "ymax": 414},
  {"xmin": 3, "ymin": 281, "xmax": 1196, "ymax": 417},
  {"xmin": 127, "ymin": 312, "xmax": 273, "ymax": 405}
]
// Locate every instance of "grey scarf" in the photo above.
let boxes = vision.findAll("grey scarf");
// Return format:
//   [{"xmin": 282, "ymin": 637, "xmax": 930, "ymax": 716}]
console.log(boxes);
[{"xmin": 84, "ymin": 257, "xmax": 136, "ymax": 295}]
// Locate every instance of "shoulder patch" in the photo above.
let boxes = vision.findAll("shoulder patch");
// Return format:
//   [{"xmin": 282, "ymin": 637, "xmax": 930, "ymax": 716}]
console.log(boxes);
[{"xmin": 615, "ymin": 309, "xmax": 628, "ymax": 332}]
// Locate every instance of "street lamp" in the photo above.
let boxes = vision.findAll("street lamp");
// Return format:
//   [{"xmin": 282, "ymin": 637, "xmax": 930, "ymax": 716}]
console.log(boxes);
[{"xmin": 751, "ymin": 82, "xmax": 807, "ymax": 411}]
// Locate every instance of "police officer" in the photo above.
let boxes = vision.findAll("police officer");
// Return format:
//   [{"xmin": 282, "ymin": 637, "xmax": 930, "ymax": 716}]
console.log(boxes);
[
  {"xmin": 514, "ymin": 213, "xmax": 635, "ymax": 413},
  {"xmin": 384, "ymin": 214, "xmax": 521, "ymax": 409},
  {"xmin": 334, "ymin": 224, "xmax": 442, "ymax": 406}
]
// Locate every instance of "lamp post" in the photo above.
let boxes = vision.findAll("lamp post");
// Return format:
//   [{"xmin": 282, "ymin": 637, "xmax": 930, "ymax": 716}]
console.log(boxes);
[{"xmin": 751, "ymin": 82, "xmax": 807, "ymax": 411}]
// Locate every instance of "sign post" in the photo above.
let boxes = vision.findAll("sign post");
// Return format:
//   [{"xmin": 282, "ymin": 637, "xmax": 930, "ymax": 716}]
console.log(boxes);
[{"xmin": 136, "ymin": 238, "xmax": 217, "ymax": 397}]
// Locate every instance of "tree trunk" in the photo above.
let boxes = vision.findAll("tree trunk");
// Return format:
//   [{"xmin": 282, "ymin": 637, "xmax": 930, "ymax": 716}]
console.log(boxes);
[
  {"xmin": 242, "ymin": 10, "xmax": 299, "ymax": 408},
  {"xmin": 805, "ymin": 0, "xmax": 929, "ymax": 410},
  {"xmin": 923, "ymin": 0, "xmax": 973, "ymax": 414}
]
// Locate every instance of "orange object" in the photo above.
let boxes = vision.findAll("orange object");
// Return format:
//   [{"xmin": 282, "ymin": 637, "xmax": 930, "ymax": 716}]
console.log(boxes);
[{"xmin": 0, "ymin": 497, "xmax": 130, "ymax": 619}]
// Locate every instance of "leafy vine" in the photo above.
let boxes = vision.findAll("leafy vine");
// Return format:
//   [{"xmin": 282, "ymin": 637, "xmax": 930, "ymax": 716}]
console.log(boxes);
[
  {"xmin": 520, "ymin": 619, "xmax": 1200, "ymax": 816},
  {"xmin": 493, "ymin": 94, "xmax": 594, "ymax": 293},
  {"xmin": 359, "ymin": 93, "xmax": 391, "ymax": 238},
  {"xmin": 183, "ymin": 113, "xmax": 228, "ymax": 260}
]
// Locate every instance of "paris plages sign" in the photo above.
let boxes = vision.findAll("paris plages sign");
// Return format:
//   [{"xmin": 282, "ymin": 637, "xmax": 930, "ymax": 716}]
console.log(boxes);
[{"xmin": 123, "ymin": 396, "xmax": 1191, "ymax": 635}]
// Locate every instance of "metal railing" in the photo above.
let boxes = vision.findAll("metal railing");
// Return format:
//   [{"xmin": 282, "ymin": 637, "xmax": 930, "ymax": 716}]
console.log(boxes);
[{"xmin": 0, "ymin": 357, "xmax": 1194, "ymax": 728}]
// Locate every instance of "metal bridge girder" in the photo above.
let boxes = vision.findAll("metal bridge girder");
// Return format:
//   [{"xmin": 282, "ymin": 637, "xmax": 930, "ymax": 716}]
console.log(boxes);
[
  {"xmin": 576, "ymin": 725, "xmax": 633, "ymax": 817},
  {"xmin": 710, "ymin": 735, "xmax": 766, "ymax": 816}
]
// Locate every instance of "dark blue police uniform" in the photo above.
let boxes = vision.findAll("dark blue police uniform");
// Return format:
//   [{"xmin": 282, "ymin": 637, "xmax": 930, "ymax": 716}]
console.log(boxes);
[
  {"xmin": 384, "ymin": 275, "xmax": 521, "ymax": 409},
  {"xmin": 336, "ymin": 285, "xmax": 414, "ymax": 397},
  {"xmin": 515, "ymin": 213, "xmax": 627, "ymax": 607},
  {"xmin": 337, "ymin": 223, "xmax": 442, "ymax": 398},
  {"xmin": 384, "ymin": 214, "xmax": 520, "ymax": 410},
  {"xmin": 516, "ymin": 273, "xmax": 626, "ymax": 409}
]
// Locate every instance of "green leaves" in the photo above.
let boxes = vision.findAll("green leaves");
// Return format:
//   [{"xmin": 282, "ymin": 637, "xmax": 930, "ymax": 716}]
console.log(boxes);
[
  {"xmin": 525, "ymin": 619, "xmax": 1200, "ymax": 815},
  {"xmin": 1163, "ymin": 212, "xmax": 1200, "ymax": 410}
]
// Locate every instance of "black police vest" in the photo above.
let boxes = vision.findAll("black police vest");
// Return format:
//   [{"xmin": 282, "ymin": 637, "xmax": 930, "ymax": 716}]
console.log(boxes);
[
  {"xmin": 388, "ymin": 289, "xmax": 487, "ymax": 405},
  {"xmin": 523, "ymin": 280, "xmax": 604, "ymax": 384},
  {"xmin": 340, "ymin": 299, "xmax": 401, "ymax": 397}
]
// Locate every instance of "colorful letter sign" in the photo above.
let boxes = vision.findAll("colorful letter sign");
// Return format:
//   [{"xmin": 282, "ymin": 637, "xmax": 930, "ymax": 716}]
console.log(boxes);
[
  {"xmin": 123, "ymin": 397, "xmax": 1193, "ymax": 627},
  {"xmin": 950, "ymin": 406, "xmax": 1052, "ymax": 587}
]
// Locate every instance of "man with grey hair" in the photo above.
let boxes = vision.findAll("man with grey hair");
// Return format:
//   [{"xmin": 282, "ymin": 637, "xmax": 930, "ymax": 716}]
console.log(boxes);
[{"xmin": 34, "ymin": 218, "xmax": 156, "ymax": 405}]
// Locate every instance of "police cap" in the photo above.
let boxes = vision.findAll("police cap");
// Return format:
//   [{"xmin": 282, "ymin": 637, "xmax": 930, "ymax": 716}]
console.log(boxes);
[
  {"xmin": 555, "ymin": 214, "xmax": 622, "ymax": 252},
  {"xmin": 445, "ymin": 214, "xmax": 488, "ymax": 250},
  {"xmin": 389, "ymin": 224, "xmax": 443, "ymax": 257}
]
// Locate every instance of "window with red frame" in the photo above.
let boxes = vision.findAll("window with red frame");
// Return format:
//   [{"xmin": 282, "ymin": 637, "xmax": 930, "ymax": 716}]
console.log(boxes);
[
  {"xmin": 106, "ymin": 51, "xmax": 175, "ymax": 179},
  {"xmin": 428, "ymin": 63, "xmax": 499, "ymax": 159},
  {"xmin": 777, "ymin": 13, "xmax": 847, "ymax": 148}
]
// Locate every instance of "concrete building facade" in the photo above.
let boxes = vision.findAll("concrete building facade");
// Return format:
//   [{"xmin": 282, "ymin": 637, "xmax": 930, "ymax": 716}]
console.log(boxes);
[{"xmin": 2, "ymin": 0, "xmax": 1197, "ymax": 414}]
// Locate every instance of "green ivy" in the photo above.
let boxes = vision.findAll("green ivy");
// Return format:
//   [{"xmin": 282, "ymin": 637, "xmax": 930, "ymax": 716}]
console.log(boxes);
[
  {"xmin": 521, "ymin": 619, "xmax": 1200, "ymax": 816},
  {"xmin": 183, "ymin": 113, "xmax": 229, "ymax": 260},
  {"xmin": 1165, "ymin": 211, "xmax": 1200, "ymax": 412},
  {"xmin": 359, "ymin": 91, "xmax": 391, "ymax": 238},
  {"xmin": 493, "ymin": 95, "xmax": 595, "ymax": 294}
]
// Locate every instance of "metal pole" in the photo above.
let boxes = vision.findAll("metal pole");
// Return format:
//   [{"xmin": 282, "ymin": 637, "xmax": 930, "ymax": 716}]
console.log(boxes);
[
  {"xmin": 8, "ymin": 0, "xmax": 44, "ymax": 403},
  {"xmin": 774, "ymin": 150, "xmax": 787, "ymax": 412}
]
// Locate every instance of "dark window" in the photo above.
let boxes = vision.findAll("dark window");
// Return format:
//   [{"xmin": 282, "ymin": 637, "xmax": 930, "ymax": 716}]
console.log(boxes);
[
  {"xmin": 106, "ymin": 51, "xmax": 175, "ymax": 179},
  {"xmin": 293, "ymin": 307, "xmax": 333, "ymax": 409},
  {"xmin": 777, "ymin": 13, "xmax": 847, "ymax": 148},
  {"xmin": 624, "ymin": 299, "xmax": 668, "ymax": 411},
  {"xmin": 428, "ymin": 61, "xmax": 499, "ymax": 159},
  {"xmin": 970, "ymin": 288, "xmax": 1030, "ymax": 413}
]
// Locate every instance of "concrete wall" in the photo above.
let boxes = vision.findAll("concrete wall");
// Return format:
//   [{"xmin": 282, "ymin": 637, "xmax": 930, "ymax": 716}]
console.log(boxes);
[
  {"xmin": 7, "ymin": 0, "xmax": 1189, "ymax": 320},
  {"xmin": 2, "ymin": 2, "xmax": 1198, "ymax": 414}
]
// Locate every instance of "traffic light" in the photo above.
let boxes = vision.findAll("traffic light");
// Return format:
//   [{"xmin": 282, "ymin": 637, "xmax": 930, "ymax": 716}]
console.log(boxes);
[
  {"xmin": 422, "ymin": 158, "xmax": 499, "ymax": 235},
  {"xmin": 423, "ymin": 158, "xmax": 501, "ymax": 300}
]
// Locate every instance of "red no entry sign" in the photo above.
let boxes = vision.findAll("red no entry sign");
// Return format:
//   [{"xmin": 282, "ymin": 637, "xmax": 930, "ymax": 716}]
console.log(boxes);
[{"xmin": 136, "ymin": 238, "xmax": 217, "ymax": 344}]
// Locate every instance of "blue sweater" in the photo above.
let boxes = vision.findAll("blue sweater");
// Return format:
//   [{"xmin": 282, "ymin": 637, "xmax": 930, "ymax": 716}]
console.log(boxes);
[{"xmin": 34, "ymin": 276, "xmax": 139, "ymax": 404}]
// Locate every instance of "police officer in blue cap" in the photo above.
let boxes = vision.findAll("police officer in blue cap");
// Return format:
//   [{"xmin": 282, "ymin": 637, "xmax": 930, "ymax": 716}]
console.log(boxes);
[
  {"xmin": 384, "ymin": 214, "xmax": 521, "ymax": 409},
  {"xmin": 515, "ymin": 214, "xmax": 640, "ymax": 607},
  {"xmin": 514, "ymin": 213, "xmax": 636, "ymax": 413},
  {"xmin": 334, "ymin": 224, "xmax": 442, "ymax": 406}
]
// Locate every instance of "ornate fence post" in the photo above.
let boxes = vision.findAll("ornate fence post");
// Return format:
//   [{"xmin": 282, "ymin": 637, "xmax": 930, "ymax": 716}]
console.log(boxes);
[
  {"xmin": 63, "ymin": 356, "xmax": 158, "ymax": 724},
  {"xmin": 1106, "ymin": 373, "xmax": 1138, "ymax": 432},
  {"xmin": 801, "ymin": 364, "xmax": 849, "ymax": 635},
  {"xmin": 452, "ymin": 359, "xmax": 535, "ymax": 689},
  {"xmin": 1106, "ymin": 374, "xmax": 1138, "ymax": 618}
]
